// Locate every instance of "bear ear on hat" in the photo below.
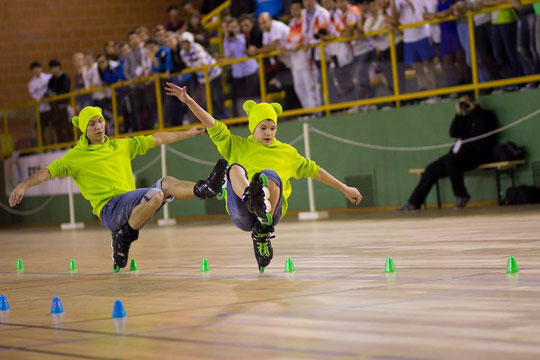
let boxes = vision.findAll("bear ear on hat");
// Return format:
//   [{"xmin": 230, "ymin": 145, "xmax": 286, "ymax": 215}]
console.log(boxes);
[
  {"xmin": 270, "ymin": 102, "xmax": 282, "ymax": 116},
  {"xmin": 243, "ymin": 100, "xmax": 257, "ymax": 115},
  {"xmin": 72, "ymin": 116, "xmax": 80, "ymax": 127}
]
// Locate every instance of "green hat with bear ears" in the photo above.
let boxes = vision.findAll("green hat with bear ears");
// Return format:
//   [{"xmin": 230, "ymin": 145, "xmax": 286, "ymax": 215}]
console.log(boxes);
[
  {"xmin": 243, "ymin": 100, "xmax": 282, "ymax": 134},
  {"xmin": 72, "ymin": 106, "xmax": 105, "ymax": 134}
]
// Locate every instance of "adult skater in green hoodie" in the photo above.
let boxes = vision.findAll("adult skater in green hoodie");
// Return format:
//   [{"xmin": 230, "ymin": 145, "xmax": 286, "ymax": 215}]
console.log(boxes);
[{"xmin": 8, "ymin": 106, "xmax": 228, "ymax": 271}]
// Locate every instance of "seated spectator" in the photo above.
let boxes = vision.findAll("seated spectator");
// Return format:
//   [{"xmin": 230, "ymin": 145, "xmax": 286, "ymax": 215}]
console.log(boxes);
[
  {"xmin": 391, "ymin": 0, "xmax": 438, "ymax": 97},
  {"xmin": 180, "ymin": 32, "xmax": 229, "ymax": 119},
  {"xmin": 165, "ymin": 6, "xmax": 185, "ymax": 32},
  {"xmin": 286, "ymin": 0, "xmax": 321, "ymax": 110},
  {"xmin": 401, "ymin": 94, "xmax": 498, "ymax": 211},
  {"xmin": 73, "ymin": 52, "xmax": 93, "ymax": 109},
  {"xmin": 28, "ymin": 61, "xmax": 53, "ymax": 144},
  {"xmin": 186, "ymin": 11, "xmax": 211, "ymax": 49},
  {"xmin": 97, "ymin": 53, "xmax": 126, "ymax": 84},
  {"xmin": 47, "ymin": 59, "xmax": 72, "ymax": 143},
  {"xmin": 223, "ymin": 18, "xmax": 260, "ymax": 117},
  {"xmin": 240, "ymin": 14, "xmax": 264, "ymax": 52}
]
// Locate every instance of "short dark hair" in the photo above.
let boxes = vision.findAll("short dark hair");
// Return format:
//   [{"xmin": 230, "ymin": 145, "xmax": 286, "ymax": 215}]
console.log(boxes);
[
  {"xmin": 239, "ymin": 14, "xmax": 254, "ymax": 23},
  {"xmin": 49, "ymin": 59, "xmax": 61, "ymax": 68},
  {"xmin": 461, "ymin": 92, "xmax": 476, "ymax": 102},
  {"xmin": 167, "ymin": 5, "xmax": 179, "ymax": 13},
  {"xmin": 127, "ymin": 30, "xmax": 137, "ymax": 38},
  {"xmin": 30, "ymin": 61, "xmax": 42, "ymax": 70},
  {"xmin": 291, "ymin": 0, "xmax": 303, "ymax": 4},
  {"xmin": 144, "ymin": 38, "xmax": 159, "ymax": 46}
]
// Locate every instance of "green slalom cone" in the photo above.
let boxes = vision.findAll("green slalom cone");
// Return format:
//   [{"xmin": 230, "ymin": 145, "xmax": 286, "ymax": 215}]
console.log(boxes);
[
  {"xmin": 284, "ymin": 258, "xmax": 295, "ymax": 273},
  {"xmin": 506, "ymin": 256, "xmax": 519, "ymax": 274},
  {"xmin": 129, "ymin": 259, "xmax": 139, "ymax": 271},
  {"xmin": 16, "ymin": 258, "xmax": 24, "ymax": 271},
  {"xmin": 384, "ymin": 257, "xmax": 396, "ymax": 273},
  {"xmin": 69, "ymin": 259, "xmax": 77, "ymax": 271},
  {"xmin": 200, "ymin": 258, "xmax": 210, "ymax": 272}
]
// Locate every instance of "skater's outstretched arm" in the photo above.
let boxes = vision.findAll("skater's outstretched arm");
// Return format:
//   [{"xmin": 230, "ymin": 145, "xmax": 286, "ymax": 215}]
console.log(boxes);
[
  {"xmin": 153, "ymin": 126, "xmax": 205, "ymax": 146},
  {"xmin": 8, "ymin": 168, "xmax": 51, "ymax": 207},
  {"xmin": 164, "ymin": 82, "xmax": 216, "ymax": 128},
  {"xmin": 315, "ymin": 168, "xmax": 363, "ymax": 205}
]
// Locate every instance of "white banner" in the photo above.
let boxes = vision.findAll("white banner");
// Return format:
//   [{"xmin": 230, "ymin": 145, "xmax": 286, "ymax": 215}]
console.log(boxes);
[{"xmin": 4, "ymin": 150, "xmax": 80, "ymax": 196}]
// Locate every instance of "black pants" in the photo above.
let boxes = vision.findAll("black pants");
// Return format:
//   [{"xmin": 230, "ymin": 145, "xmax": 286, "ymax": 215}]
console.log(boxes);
[{"xmin": 408, "ymin": 152, "xmax": 480, "ymax": 208}]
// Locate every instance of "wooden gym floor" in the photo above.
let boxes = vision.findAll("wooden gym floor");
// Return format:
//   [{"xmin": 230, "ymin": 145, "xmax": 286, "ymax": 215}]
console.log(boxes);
[{"xmin": 1, "ymin": 205, "xmax": 540, "ymax": 359}]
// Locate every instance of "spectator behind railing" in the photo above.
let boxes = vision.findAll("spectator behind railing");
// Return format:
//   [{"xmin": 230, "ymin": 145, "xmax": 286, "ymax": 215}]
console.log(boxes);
[
  {"xmin": 180, "ymin": 31, "xmax": 229, "ymax": 119},
  {"xmin": 28, "ymin": 61, "xmax": 52, "ymax": 145},
  {"xmin": 165, "ymin": 6, "xmax": 185, "ymax": 33},
  {"xmin": 152, "ymin": 25, "xmax": 167, "ymax": 46},
  {"xmin": 46, "ymin": 59, "xmax": 72, "ymax": 143},
  {"xmin": 286, "ymin": 0, "xmax": 321, "ymax": 111},
  {"xmin": 223, "ymin": 18, "xmax": 261, "ymax": 117},
  {"xmin": 186, "ymin": 11, "xmax": 212, "ymax": 49},
  {"xmin": 239, "ymin": 14, "xmax": 264, "ymax": 52}
]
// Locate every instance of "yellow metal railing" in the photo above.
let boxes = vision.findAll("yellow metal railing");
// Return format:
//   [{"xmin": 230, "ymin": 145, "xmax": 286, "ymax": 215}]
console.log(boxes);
[{"xmin": 1, "ymin": 2, "xmax": 539, "ymax": 157}]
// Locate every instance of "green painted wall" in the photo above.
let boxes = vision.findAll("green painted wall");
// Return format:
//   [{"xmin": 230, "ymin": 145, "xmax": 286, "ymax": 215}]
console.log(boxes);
[{"xmin": 1, "ymin": 89, "xmax": 539, "ymax": 226}]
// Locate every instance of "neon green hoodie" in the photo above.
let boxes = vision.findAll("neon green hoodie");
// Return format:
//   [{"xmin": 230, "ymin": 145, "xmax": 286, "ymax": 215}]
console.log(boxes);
[
  {"xmin": 207, "ymin": 121, "xmax": 319, "ymax": 215},
  {"xmin": 47, "ymin": 134, "xmax": 155, "ymax": 218}
]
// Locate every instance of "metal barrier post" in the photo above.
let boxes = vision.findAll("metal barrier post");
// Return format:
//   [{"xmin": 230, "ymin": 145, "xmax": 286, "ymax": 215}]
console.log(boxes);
[
  {"xmin": 203, "ymin": 68, "xmax": 213, "ymax": 116},
  {"xmin": 154, "ymin": 76, "xmax": 165, "ymax": 130},
  {"xmin": 158, "ymin": 144, "xmax": 176, "ymax": 226},
  {"xmin": 388, "ymin": 32, "xmax": 401, "ymax": 108},
  {"xmin": 467, "ymin": 12, "xmax": 479, "ymax": 98},
  {"xmin": 298, "ymin": 123, "xmax": 329, "ymax": 221},
  {"xmin": 319, "ymin": 43, "xmax": 331, "ymax": 117},
  {"xmin": 60, "ymin": 178, "xmax": 85, "ymax": 230},
  {"xmin": 257, "ymin": 56, "xmax": 267, "ymax": 102},
  {"xmin": 70, "ymin": 94, "xmax": 78, "ymax": 141},
  {"xmin": 111, "ymin": 86, "xmax": 120, "ymax": 135},
  {"xmin": 34, "ymin": 103, "xmax": 43, "ymax": 152}
]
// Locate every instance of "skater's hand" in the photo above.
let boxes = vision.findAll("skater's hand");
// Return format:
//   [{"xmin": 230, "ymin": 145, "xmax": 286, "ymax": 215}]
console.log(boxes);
[
  {"xmin": 165, "ymin": 82, "xmax": 190, "ymax": 103},
  {"xmin": 186, "ymin": 126, "xmax": 205, "ymax": 137},
  {"xmin": 9, "ymin": 184, "xmax": 26, "ymax": 207},
  {"xmin": 344, "ymin": 187, "xmax": 363, "ymax": 205}
]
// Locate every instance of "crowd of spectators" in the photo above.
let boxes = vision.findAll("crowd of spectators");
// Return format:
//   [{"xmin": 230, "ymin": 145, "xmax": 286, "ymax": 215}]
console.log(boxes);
[{"xmin": 27, "ymin": 0, "xmax": 540, "ymax": 144}]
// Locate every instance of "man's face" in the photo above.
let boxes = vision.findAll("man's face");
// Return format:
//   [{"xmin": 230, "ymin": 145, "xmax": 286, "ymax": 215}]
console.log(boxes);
[
  {"xmin": 119, "ymin": 44, "xmax": 130, "ymax": 57},
  {"xmin": 303, "ymin": 0, "xmax": 317, "ymax": 11},
  {"xmin": 31, "ymin": 66, "xmax": 42, "ymax": 77},
  {"xmin": 258, "ymin": 16, "xmax": 271, "ymax": 32},
  {"xmin": 168, "ymin": 8, "xmax": 179, "ymax": 21},
  {"xmin": 291, "ymin": 3, "xmax": 302, "ymax": 17},
  {"xmin": 228, "ymin": 21, "xmax": 240, "ymax": 35},
  {"xmin": 240, "ymin": 19, "xmax": 253, "ymax": 33},
  {"xmin": 50, "ymin": 66, "xmax": 61, "ymax": 76},
  {"xmin": 73, "ymin": 53, "xmax": 85, "ymax": 70},
  {"xmin": 128, "ymin": 34, "xmax": 140, "ymax": 49},
  {"xmin": 253, "ymin": 120, "xmax": 277, "ymax": 146},
  {"xmin": 86, "ymin": 116, "xmax": 105, "ymax": 144},
  {"xmin": 144, "ymin": 44, "xmax": 158, "ymax": 56},
  {"xmin": 183, "ymin": 3, "xmax": 195, "ymax": 16}
]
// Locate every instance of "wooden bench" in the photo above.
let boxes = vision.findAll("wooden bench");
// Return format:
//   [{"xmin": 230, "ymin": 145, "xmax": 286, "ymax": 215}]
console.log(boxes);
[{"xmin": 409, "ymin": 160, "xmax": 526, "ymax": 208}]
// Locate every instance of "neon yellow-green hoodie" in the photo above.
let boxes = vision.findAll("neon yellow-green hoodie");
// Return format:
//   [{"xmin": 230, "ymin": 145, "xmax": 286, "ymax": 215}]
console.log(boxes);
[
  {"xmin": 207, "ymin": 121, "xmax": 319, "ymax": 216},
  {"xmin": 47, "ymin": 134, "xmax": 155, "ymax": 218}
]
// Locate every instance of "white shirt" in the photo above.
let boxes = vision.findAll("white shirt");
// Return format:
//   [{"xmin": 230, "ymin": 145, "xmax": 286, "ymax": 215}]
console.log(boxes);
[
  {"xmin": 263, "ymin": 20, "xmax": 291, "ymax": 67},
  {"xmin": 327, "ymin": 7, "xmax": 353, "ymax": 67},
  {"xmin": 394, "ymin": 0, "xmax": 429, "ymax": 43},
  {"xmin": 342, "ymin": 5, "xmax": 374, "ymax": 56},
  {"xmin": 287, "ymin": 17, "xmax": 311, "ymax": 70},
  {"xmin": 302, "ymin": 4, "xmax": 331, "ymax": 61},
  {"xmin": 28, "ymin": 72, "xmax": 52, "ymax": 112}
]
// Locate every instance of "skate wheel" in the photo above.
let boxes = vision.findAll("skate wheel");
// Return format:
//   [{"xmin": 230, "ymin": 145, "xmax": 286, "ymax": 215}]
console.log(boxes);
[
  {"xmin": 259, "ymin": 173, "xmax": 268, "ymax": 187},
  {"xmin": 259, "ymin": 266, "xmax": 265, "ymax": 274},
  {"xmin": 217, "ymin": 188, "xmax": 227, "ymax": 201},
  {"xmin": 263, "ymin": 187, "xmax": 270, "ymax": 200},
  {"xmin": 113, "ymin": 265, "xmax": 120, "ymax": 273},
  {"xmin": 264, "ymin": 199, "xmax": 272, "ymax": 213}
]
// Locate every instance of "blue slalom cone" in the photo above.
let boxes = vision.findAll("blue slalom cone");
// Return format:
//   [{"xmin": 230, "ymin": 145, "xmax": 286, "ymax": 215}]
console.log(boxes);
[
  {"xmin": 50, "ymin": 296, "xmax": 64, "ymax": 314},
  {"xmin": 0, "ymin": 295, "xmax": 9, "ymax": 311},
  {"xmin": 112, "ymin": 299, "xmax": 127, "ymax": 318}
]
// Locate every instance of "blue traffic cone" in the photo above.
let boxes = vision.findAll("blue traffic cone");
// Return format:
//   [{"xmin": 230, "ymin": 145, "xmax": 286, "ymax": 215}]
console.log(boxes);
[
  {"xmin": 50, "ymin": 296, "xmax": 64, "ymax": 314},
  {"xmin": 112, "ymin": 299, "xmax": 127, "ymax": 318},
  {"xmin": 0, "ymin": 295, "xmax": 9, "ymax": 311}
]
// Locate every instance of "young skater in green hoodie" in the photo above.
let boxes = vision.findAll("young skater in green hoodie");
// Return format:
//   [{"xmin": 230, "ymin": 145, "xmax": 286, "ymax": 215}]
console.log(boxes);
[
  {"xmin": 165, "ymin": 82, "xmax": 363, "ymax": 272},
  {"xmin": 8, "ymin": 106, "xmax": 228, "ymax": 271}
]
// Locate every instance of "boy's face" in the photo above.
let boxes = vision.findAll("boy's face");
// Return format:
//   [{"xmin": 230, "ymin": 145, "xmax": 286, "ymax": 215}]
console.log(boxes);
[
  {"xmin": 291, "ymin": 3, "xmax": 302, "ymax": 17},
  {"xmin": 31, "ymin": 66, "xmax": 42, "ymax": 77},
  {"xmin": 253, "ymin": 120, "xmax": 277, "ymax": 146},
  {"xmin": 240, "ymin": 19, "xmax": 253, "ymax": 33},
  {"xmin": 86, "ymin": 116, "xmax": 105, "ymax": 144},
  {"xmin": 181, "ymin": 40, "xmax": 191, "ymax": 52}
]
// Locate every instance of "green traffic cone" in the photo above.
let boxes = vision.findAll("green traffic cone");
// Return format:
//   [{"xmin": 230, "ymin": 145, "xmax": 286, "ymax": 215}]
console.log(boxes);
[
  {"xmin": 506, "ymin": 256, "xmax": 519, "ymax": 274},
  {"xmin": 384, "ymin": 257, "xmax": 396, "ymax": 273},
  {"xmin": 16, "ymin": 258, "xmax": 24, "ymax": 271},
  {"xmin": 200, "ymin": 258, "xmax": 210, "ymax": 272},
  {"xmin": 284, "ymin": 258, "xmax": 295, "ymax": 272},
  {"xmin": 129, "ymin": 259, "xmax": 139, "ymax": 271},
  {"xmin": 69, "ymin": 258, "xmax": 77, "ymax": 271}
]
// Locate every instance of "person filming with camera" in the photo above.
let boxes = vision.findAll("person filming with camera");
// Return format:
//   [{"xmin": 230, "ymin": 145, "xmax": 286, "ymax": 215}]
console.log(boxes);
[{"xmin": 401, "ymin": 93, "xmax": 498, "ymax": 211}]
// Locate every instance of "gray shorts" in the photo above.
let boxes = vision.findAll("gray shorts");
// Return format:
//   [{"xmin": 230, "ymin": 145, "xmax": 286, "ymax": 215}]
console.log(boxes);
[{"xmin": 100, "ymin": 178, "xmax": 173, "ymax": 232}]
